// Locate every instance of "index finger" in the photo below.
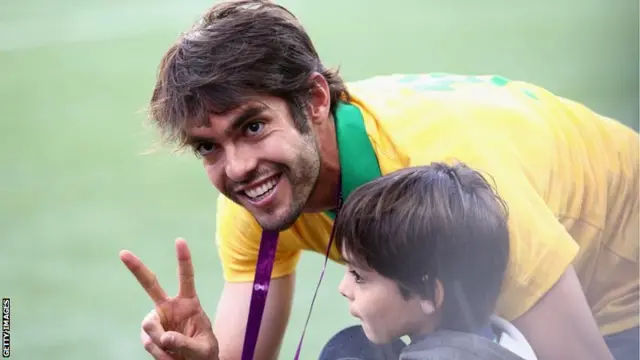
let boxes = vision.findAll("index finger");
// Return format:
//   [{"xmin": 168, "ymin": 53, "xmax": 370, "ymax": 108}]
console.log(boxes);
[
  {"xmin": 175, "ymin": 238, "xmax": 197, "ymax": 298},
  {"xmin": 120, "ymin": 250, "xmax": 169, "ymax": 305}
]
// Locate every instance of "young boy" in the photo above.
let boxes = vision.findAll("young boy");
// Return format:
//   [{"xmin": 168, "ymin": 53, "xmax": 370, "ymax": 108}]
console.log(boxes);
[{"xmin": 329, "ymin": 162, "xmax": 526, "ymax": 360}]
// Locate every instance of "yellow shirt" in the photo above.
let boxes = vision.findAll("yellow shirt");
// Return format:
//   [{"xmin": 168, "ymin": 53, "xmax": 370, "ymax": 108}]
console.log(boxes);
[{"xmin": 215, "ymin": 73, "xmax": 639, "ymax": 335}]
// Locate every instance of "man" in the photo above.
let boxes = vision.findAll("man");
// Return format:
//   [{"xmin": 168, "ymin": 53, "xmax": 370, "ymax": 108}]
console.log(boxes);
[{"xmin": 119, "ymin": 1, "xmax": 639, "ymax": 359}]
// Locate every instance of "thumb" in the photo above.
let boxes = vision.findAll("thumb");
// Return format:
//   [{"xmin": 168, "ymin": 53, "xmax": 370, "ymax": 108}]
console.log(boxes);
[{"xmin": 161, "ymin": 331, "xmax": 215, "ymax": 359}]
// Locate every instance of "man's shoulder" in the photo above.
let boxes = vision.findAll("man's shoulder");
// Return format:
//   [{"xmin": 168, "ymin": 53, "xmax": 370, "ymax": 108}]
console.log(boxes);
[
  {"xmin": 346, "ymin": 72, "xmax": 560, "ymax": 116},
  {"xmin": 345, "ymin": 74, "xmax": 525, "ymax": 164},
  {"xmin": 346, "ymin": 73, "xmax": 581, "ymax": 160}
]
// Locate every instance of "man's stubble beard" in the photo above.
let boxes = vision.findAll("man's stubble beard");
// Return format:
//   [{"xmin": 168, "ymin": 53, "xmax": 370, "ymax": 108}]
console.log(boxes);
[{"xmin": 260, "ymin": 132, "xmax": 322, "ymax": 232}]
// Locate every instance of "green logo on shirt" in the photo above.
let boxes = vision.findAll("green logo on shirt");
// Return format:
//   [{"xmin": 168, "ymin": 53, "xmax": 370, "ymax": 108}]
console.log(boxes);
[{"xmin": 397, "ymin": 73, "xmax": 539, "ymax": 100}]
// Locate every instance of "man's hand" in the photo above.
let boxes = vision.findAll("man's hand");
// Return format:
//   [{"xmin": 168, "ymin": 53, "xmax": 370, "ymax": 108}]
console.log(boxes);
[{"xmin": 120, "ymin": 238, "xmax": 219, "ymax": 360}]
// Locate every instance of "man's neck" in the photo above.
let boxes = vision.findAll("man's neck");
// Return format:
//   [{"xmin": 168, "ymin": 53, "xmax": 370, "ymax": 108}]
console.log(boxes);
[{"xmin": 303, "ymin": 115, "xmax": 341, "ymax": 213}]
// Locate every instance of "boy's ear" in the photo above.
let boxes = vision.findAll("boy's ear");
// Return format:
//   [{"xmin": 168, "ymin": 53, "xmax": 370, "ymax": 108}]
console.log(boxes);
[
  {"xmin": 420, "ymin": 300, "xmax": 436, "ymax": 314},
  {"xmin": 434, "ymin": 279, "xmax": 444, "ymax": 309},
  {"xmin": 420, "ymin": 279, "xmax": 444, "ymax": 315}
]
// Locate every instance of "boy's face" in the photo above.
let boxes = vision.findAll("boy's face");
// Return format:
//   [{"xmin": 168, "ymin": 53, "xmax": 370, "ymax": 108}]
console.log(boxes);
[{"xmin": 338, "ymin": 252, "xmax": 436, "ymax": 344}]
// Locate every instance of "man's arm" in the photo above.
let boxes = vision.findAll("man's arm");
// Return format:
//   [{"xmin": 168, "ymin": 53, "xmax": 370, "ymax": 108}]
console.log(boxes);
[
  {"xmin": 213, "ymin": 194, "xmax": 300, "ymax": 360},
  {"xmin": 213, "ymin": 274, "xmax": 295, "ymax": 360},
  {"xmin": 512, "ymin": 266, "xmax": 613, "ymax": 360},
  {"xmin": 402, "ymin": 115, "xmax": 610, "ymax": 360}
]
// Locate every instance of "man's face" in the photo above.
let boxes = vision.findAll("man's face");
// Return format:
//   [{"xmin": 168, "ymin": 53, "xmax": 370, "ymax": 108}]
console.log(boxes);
[{"xmin": 186, "ymin": 96, "xmax": 321, "ymax": 231}]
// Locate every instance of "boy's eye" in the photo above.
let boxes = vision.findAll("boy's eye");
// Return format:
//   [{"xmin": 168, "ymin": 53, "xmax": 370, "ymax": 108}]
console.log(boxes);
[
  {"xmin": 244, "ymin": 122, "xmax": 264, "ymax": 136},
  {"xmin": 349, "ymin": 270, "xmax": 364, "ymax": 284}
]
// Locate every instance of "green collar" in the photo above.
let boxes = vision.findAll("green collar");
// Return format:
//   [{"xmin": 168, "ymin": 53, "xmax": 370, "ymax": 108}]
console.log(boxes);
[{"xmin": 325, "ymin": 102, "xmax": 382, "ymax": 220}]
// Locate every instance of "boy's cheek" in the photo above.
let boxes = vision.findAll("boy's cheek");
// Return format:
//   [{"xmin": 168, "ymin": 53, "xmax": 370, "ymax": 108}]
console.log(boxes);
[{"xmin": 347, "ymin": 301, "xmax": 360, "ymax": 319}]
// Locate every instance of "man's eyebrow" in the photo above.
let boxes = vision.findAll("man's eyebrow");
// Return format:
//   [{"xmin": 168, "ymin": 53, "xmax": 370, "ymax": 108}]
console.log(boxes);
[
  {"xmin": 183, "ymin": 135, "xmax": 214, "ymax": 146},
  {"xmin": 183, "ymin": 104, "xmax": 269, "ymax": 146}
]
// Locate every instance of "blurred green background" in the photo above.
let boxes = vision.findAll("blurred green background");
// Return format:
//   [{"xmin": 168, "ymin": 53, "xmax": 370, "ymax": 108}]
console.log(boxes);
[{"xmin": 0, "ymin": 0, "xmax": 637, "ymax": 359}]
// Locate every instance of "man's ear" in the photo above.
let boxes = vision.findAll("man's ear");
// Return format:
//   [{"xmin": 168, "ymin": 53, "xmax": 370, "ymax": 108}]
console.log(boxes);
[{"xmin": 306, "ymin": 72, "xmax": 331, "ymax": 125}]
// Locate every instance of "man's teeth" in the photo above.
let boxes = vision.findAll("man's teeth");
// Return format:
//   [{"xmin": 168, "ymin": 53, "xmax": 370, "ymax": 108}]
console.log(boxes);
[{"xmin": 245, "ymin": 178, "xmax": 278, "ymax": 199}]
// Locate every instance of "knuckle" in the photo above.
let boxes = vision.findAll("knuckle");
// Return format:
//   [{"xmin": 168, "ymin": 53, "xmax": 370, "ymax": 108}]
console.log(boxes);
[
  {"xmin": 140, "ymin": 329, "xmax": 151, "ymax": 343},
  {"xmin": 141, "ymin": 310, "xmax": 158, "ymax": 330},
  {"xmin": 163, "ymin": 333, "xmax": 175, "ymax": 346},
  {"xmin": 142, "ymin": 337, "xmax": 155, "ymax": 352},
  {"xmin": 141, "ymin": 319, "xmax": 153, "ymax": 332},
  {"xmin": 147, "ymin": 273, "xmax": 159, "ymax": 289},
  {"xmin": 141, "ymin": 323, "xmax": 152, "ymax": 333}
]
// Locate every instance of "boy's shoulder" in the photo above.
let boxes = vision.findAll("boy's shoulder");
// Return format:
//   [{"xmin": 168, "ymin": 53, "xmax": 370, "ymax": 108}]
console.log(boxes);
[{"xmin": 400, "ymin": 330, "xmax": 526, "ymax": 360}]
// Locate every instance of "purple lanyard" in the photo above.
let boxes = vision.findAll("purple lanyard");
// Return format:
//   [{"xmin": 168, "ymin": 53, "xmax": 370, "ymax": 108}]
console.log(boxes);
[{"xmin": 241, "ymin": 186, "xmax": 343, "ymax": 360}]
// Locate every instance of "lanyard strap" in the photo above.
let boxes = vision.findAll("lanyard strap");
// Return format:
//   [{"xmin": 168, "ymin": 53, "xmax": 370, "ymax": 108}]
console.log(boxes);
[
  {"xmin": 240, "ymin": 186, "xmax": 343, "ymax": 360},
  {"xmin": 240, "ymin": 229, "xmax": 280, "ymax": 360},
  {"xmin": 293, "ymin": 190, "xmax": 343, "ymax": 359}
]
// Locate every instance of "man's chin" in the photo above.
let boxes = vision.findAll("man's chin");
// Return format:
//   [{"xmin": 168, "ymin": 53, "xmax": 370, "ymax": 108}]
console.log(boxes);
[
  {"xmin": 253, "ymin": 209, "xmax": 302, "ymax": 232},
  {"xmin": 224, "ymin": 197, "xmax": 293, "ymax": 230},
  {"xmin": 225, "ymin": 189, "xmax": 306, "ymax": 231}
]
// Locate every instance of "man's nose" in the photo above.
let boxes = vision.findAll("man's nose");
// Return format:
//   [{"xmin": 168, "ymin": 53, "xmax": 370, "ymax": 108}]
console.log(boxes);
[{"xmin": 224, "ymin": 146, "xmax": 257, "ymax": 183}]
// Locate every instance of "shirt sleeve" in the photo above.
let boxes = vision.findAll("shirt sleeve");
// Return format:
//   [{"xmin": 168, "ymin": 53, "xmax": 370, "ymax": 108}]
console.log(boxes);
[
  {"xmin": 214, "ymin": 194, "xmax": 302, "ymax": 283},
  {"xmin": 406, "ymin": 127, "xmax": 579, "ymax": 321}
]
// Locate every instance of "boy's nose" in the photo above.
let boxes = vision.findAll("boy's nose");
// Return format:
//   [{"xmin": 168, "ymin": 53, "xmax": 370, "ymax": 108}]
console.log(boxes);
[{"xmin": 338, "ymin": 274, "xmax": 353, "ymax": 300}]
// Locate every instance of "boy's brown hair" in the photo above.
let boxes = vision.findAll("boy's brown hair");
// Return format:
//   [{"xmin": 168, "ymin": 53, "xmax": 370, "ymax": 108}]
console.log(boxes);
[
  {"xmin": 334, "ymin": 162, "xmax": 510, "ymax": 333},
  {"xmin": 149, "ymin": 0, "xmax": 348, "ymax": 147}
]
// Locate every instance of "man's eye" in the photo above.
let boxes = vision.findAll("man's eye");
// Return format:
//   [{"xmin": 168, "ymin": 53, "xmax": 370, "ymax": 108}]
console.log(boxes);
[
  {"xmin": 195, "ymin": 142, "xmax": 217, "ymax": 156},
  {"xmin": 244, "ymin": 122, "xmax": 264, "ymax": 136}
]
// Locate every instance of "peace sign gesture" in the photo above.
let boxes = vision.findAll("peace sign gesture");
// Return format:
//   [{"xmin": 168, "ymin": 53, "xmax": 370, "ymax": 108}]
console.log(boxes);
[{"xmin": 120, "ymin": 238, "xmax": 219, "ymax": 360}]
